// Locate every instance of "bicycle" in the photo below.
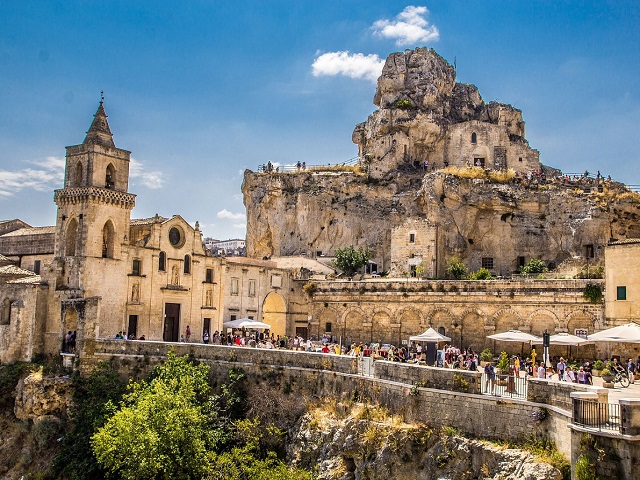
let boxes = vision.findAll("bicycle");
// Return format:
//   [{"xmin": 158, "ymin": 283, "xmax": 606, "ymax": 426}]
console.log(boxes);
[{"xmin": 613, "ymin": 371, "xmax": 630, "ymax": 388}]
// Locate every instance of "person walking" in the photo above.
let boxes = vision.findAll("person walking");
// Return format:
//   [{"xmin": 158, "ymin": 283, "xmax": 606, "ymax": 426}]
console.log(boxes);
[
  {"xmin": 185, "ymin": 325, "xmax": 191, "ymax": 342},
  {"xmin": 628, "ymin": 358, "xmax": 636, "ymax": 384},
  {"xmin": 557, "ymin": 357, "xmax": 566, "ymax": 381},
  {"xmin": 484, "ymin": 362, "xmax": 496, "ymax": 395}
]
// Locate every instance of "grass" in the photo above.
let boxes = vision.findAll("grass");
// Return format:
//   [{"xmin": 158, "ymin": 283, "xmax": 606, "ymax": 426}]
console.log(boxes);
[{"xmin": 440, "ymin": 166, "xmax": 516, "ymax": 183}]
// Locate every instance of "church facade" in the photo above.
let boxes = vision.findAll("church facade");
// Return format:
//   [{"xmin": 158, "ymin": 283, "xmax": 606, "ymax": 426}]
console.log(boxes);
[{"xmin": 0, "ymin": 102, "xmax": 292, "ymax": 363}]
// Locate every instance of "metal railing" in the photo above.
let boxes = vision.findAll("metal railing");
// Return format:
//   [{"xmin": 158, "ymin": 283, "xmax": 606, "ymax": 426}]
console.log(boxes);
[
  {"xmin": 481, "ymin": 373, "xmax": 528, "ymax": 399},
  {"xmin": 573, "ymin": 399, "xmax": 621, "ymax": 432},
  {"xmin": 257, "ymin": 157, "xmax": 360, "ymax": 173}
]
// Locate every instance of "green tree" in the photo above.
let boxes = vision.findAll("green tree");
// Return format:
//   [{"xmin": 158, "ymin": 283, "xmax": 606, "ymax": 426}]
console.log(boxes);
[
  {"xmin": 91, "ymin": 352, "xmax": 219, "ymax": 480},
  {"xmin": 332, "ymin": 245, "xmax": 371, "ymax": 276},
  {"xmin": 446, "ymin": 256, "xmax": 468, "ymax": 280},
  {"xmin": 520, "ymin": 258, "xmax": 547, "ymax": 275}
]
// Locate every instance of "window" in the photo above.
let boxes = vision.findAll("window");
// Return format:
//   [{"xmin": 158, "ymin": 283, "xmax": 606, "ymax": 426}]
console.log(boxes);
[
  {"xmin": 584, "ymin": 244, "xmax": 595, "ymax": 259},
  {"xmin": 409, "ymin": 233, "xmax": 415, "ymax": 243},
  {"xmin": 33, "ymin": 260, "xmax": 41, "ymax": 275},
  {"xmin": 205, "ymin": 268, "xmax": 213, "ymax": 283},
  {"xmin": 75, "ymin": 161, "xmax": 83, "ymax": 186},
  {"xmin": 617, "ymin": 286, "xmax": 627, "ymax": 301},
  {"xmin": 325, "ymin": 322, "xmax": 332, "ymax": 333},
  {"xmin": 65, "ymin": 218, "xmax": 78, "ymax": 256},
  {"xmin": 517, "ymin": 256, "xmax": 526, "ymax": 269},
  {"xmin": 471, "ymin": 132, "xmax": 477, "ymax": 144},
  {"xmin": 230, "ymin": 314, "xmax": 237, "ymax": 321},
  {"xmin": 231, "ymin": 278, "xmax": 239, "ymax": 295},
  {"xmin": 105, "ymin": 164, "xmax": 115, "ymax": 189},
  {"xmin": 410, "ymin": 265, "xmax": 417, "ymax": 277},
  {"xmin": 474, "ymin": 157, "xmax": 485, "ymax": 167},
  {"xmin": 248, "ymin": 279, "xmax": 256, "ymax": 296},
  {"xmin": 481, "ymin": 257, "xmax": 494, "ymax": 270},
  {"xmin": 1, "ymin": 299, "xmax": 11, "ymax": 325},
  {"xmin": 159, "ymin": 251, "xmax": 166, "ymax": 271},
  {"xmin": 438, "ymin": 326, "xmax": 446, "ymax": 336},
  {"xmin": 132, "ymin": 259, "xmax": 141, "ymax": 276},
  {"xmin": 102, "ymin": 221, "xmax": 115, "ymax": 258},
  {"xmin": 184, "ymin": 255, "xmax": 191, "ymax": 274}
]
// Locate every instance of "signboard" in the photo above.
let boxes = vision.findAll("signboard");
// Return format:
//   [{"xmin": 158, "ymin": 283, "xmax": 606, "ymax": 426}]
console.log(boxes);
[{"xmin": 575, "ymin": 329, "xmax": 588, "ymax": 339}]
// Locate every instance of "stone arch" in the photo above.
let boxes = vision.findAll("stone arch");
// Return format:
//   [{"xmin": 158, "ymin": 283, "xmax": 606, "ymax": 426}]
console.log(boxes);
[
  {"xmin": 397, "ymin": 308, "xmax": 422, "ymax": 338},
  {"xmin": 372, "ymin": 310, "xmax": 393, "ymax": 345},
  {"xmin": 561, "ymin": 310, "xmax": 598, "ymax": 359},
  {"xmin": 528, "ymin": 309, "xmax": 560, "ymax": 336},
  {"xmin": 65, "ymin": 218, "xmax": 78, "ymax": 256},
  {"xmin": 75, "ymin": 161, "xmax": 83, "ymax": 186},
  {"xmin": 491, "ymin": 309, "xmax": 525, "ymax": 355},
  {"xmin": 102, "ymin": 220, "xmax": 115, "ymax": 258},
  {"xmin": 459, "ymin": 309, "xmax": 486, "ymax": 352},
  {"xmin": 262, "ymin": 291, "xmax": 287, "ymax": 337},
  {"xmin": 341, "ymin": 307, "xmax": 367, "ymax": 345},
  {"xmin": 315, "ymin": 307, "xmax": 339, "ymax": 340},
  {"xmin": 427, "ymin": 308, "xmax": 455, "ymax": 338},
  {"xmin": 105, "ymin": 163, "xmax": 115, "ymax": 189}
]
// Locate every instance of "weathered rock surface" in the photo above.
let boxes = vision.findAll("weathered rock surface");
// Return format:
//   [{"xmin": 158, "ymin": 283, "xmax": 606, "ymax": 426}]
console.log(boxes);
[
  {"xmin": 14, "ymin": 372, "xmax": 73, "ymax": 421},
  {"xmin": 287, "ymin": 408, "xmax": 563, "ymax": 480}
]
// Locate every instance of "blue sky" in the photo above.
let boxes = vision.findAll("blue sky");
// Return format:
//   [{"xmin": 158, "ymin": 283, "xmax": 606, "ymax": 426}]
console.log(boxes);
[{"xmin": 1, "ymin": 1, "xmax": 639, "ymax": 240}]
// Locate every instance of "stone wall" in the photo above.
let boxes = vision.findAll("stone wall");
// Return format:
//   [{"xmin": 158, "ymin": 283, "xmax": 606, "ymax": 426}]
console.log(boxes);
[
  {"xmin": 528, "ymin": 377, "xmax": 606, "ymax": 412},
  {"xmin": 374, "ymin": 360, "xmax": 482, "ymax": 394},
  {"xmin": 389, "ymin": 218, "xmax": 438, "ymax": 277}
]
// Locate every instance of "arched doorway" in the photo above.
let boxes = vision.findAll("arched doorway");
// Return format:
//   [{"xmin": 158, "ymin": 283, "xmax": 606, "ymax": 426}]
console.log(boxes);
[{"xmin": 263, "ymin": 292, "xmax": 287, "ymax": 337}]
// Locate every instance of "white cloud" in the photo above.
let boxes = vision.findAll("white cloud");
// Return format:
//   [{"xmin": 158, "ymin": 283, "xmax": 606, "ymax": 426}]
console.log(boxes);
[
  {"xmin": 312, "ymin": 51, "xmax": 385, "ymax": 82},
  {"xmin": 217, "ymin": 209, "xmax": 246, "ymax": 221},
  {"xmin": 129, "ymin": 158, "xmax": 165, "ymax": 189},
  {"xmin": 233, "ymin": 223, "xmax": 246, "ymax": 230},
  {"xmin": 372, "ymin": 5, "xmax": 439, "ymax": 46},
  {"xmin": 0, "ymin": 156, "xmax": 65, "ymax": 197}
]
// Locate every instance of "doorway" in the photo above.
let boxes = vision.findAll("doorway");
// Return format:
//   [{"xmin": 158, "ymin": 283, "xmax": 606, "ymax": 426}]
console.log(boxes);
[{"xmin": 163, "ymin": 303, "xmax": 180, "ymax": 342}]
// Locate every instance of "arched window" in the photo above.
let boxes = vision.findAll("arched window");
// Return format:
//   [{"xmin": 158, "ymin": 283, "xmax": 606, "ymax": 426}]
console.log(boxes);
[
  {"xmin": 105, "ymin": 164, "xmax": 115, "ymax": 189},
  {"xmin": 184, "ymin": 254, "xmax": 191, "ymax": 274},
  {"xmin": 75, "ymin": 161, "xmax": 83, "ymax": 186},
  {"xmin": 65, "ymin": 218, "xmax": 78, "ymax": 256},
  {"xmin": 1, "ymin": 299, "xmax": 12, "ymax": 325},
  {"xmin": 438, "ymin": 326, "xmax": 446, "ymax": 336},
  {"xmin": 102, "ymin": 221, "xmax": 115, "ymax": 258},
  {"xmin": 471, "ymin": 132, "xmax": 477, "ymax": 144},
  {"xmin": 159, "ymin": 251, "xmax": 166, "ymax": 271}
]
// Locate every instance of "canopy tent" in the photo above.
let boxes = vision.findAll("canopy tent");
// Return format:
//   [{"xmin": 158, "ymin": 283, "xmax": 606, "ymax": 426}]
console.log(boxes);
[
  {"xmin": 548, "ymin": 332, "xmax": 593, "ymax": 346},
  {"xmin": 588, "ymin": 322, "xmax": 640, "ymax": 343},
  {"xmin": 222, "ymin": 318, "xmax": 271, "ymax": 330},
  {"xmin": 487, "ymin": 330, "xmax": 541, "ymax": 343},
  {"xmin": 409, "ymin": 327, "xmax": 451, "ymax": 342}
]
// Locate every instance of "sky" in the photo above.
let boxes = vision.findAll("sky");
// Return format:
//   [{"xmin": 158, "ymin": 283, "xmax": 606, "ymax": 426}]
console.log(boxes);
[{"xmin": 1, "ymin": 1, "xmax": 639, "ymax": 240}]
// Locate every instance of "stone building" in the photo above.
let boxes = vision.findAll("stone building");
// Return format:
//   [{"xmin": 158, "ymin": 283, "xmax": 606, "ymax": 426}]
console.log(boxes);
[
  {"xmin": 0, "ymin": 102, "xmax": 293, "ymax": 363},
  {"xmin": 389, "ymin": 218, "xmax": 438, "ymax": 277},
  {"xmin": 605, "ymin": 240, "xmax": 640, "ymax": 324}
]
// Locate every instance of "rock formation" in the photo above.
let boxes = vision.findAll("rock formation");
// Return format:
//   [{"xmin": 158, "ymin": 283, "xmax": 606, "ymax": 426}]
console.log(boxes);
[
  {"xmin": 287, "ymin": 405, "xmax": 564, "ymax": 479},
  {"xmin": 243, "ymin": 48, "xmax": 640, "ymax": 276}
]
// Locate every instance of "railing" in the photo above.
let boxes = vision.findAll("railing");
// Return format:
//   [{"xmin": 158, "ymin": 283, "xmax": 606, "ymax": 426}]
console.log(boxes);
[
  {"xmin": 481, "ymin": 373, "xmax": 528, "ymax": 399},
  {"xmin": 257, "ymin": 156, "xmax": 360, "ymax": 173},
  {"xmin": 574, "ymin": 399, "xmax": 621, "ymax": 433}
]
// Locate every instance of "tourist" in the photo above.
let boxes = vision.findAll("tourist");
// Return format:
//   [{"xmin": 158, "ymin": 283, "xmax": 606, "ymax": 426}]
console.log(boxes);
[
  {"xmin": 185, "ymin": 325, "xmax": 191, "ymax": 342},
  {"xmin": 138, "ymin": 335, "xmax": 145, "ymax": 340},
  {"xmin": 577, "ymin": 367, "xmax": 586, "ymax": 384},
  {"xmin": 628, "ymin": 358, "xmax": 636, "ymax": 384},
  {"xmin": 514, "ymin": 356, "xmax": 521, "ymax": 377},
  {"xmin": 203, "ymin": 330, "xmax": 209, "ymax": 344},
  {"xmin": 557, "ymin": 357, "xmax": 565, "ymax": 381},
  {"xmin": 484, "ymin": 362, "xmax": 496, "ymax": 395},
  {"xmin": 563, "ymin": 367, "xmax": 574, "ymax": 382},
  {"xmin": 537, "ymin": 362, "xmax": 546, "ymax": 379},
  {"xmin": 64, "ymin": 331, "xmax": 72, "ymax": 352},
  {"xmin": 179, "ymin": 335, "xmax": 185, "ymax": 343}
]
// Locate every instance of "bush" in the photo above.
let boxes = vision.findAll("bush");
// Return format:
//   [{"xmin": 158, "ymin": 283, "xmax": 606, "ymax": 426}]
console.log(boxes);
[
  {"xmin": 469, "ymin": 268, "xmax": 493, "ymax": 280},
  {"xmin": 446, "ymin": 257, "xmax": 467, "ymax": 280},
  {"xmin": 583, "ymin": 283, "xmax": 603, "ymax": 304},
  {"xmin": 592, "ymin": 360, "xmax": 605, "ymax": 371},
  {"xmin": 520, "ymin": 258, "xmax": 547, "ymax": 275},
  {"xmin": 480, "ymin": 349, "xmax": 493, "ymax": 362},
  {"xmin": 497, "ymin": 352, "xmax": 510, "ymax": 372},
  {"xmin": 302, "ymin": 282, "xmax": 317, "ymax": 296}
]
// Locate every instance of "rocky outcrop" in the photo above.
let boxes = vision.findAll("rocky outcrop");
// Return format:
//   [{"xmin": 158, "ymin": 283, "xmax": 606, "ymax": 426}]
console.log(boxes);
[
  {"xmin": 287, "ymin": 406, "xmax": 563, "ymax": 480},
  {"xmin": 14, "ymin": 372, "xmax": 73, "ymax": 421}
]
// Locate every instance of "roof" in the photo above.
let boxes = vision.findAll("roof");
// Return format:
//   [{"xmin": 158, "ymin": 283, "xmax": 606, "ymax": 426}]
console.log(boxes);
[
  {"xmin": 83, "ymin": 101, "xmax": 115, "ymax": 148},
  {"xmin": 7, "ymin": 275, "xmax": 43, "ymax": 284},
  {"xmin": 268, "ymin": 256, "xmax": 336, "ymax": 274},
  {"xmin": 130, "ymin": 216, "xmax": 169, "ymax": 226},
  {"xmin": 224, "ymin": 256, "xmax": 277, "ymax": 268},
  {"xmin": 0, "ymin": 264, "xmax": 37, "ymax": 276},
  {"xmin": 0, "ymin": 226, "xmax": 56, "ymax": 237},
  {"xmin": 608, "ymin": 239, "xmax": 640, "ymax": 247}
]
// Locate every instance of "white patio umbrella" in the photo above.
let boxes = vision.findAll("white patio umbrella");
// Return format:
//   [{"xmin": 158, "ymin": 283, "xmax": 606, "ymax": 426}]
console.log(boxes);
[
  {"xmin": 588, "ymin": 323, "xmax": 640, "ymax": 343},
  {"xmin": 548, "ymin": 333, "xmax": 593, "ymax": 346},
  {"xmin": 487, "ymin": 330, "xmax": 541, "ymax": 343},
  {"xmin": 409, "ymin": 327, "xmax": 451, "ymax": 342},
  {"xmin": 223, "ymin": 318, "xmax": 271, "ymax": 330}
]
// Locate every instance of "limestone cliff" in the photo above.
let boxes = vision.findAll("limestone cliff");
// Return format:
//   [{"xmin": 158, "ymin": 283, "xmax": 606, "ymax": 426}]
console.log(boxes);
[
  {"xmin": 243, "ymin": 48, "xmax": 640, "ymax": 275},
  {"xmin": 287, "ymin": 404, "xmax": 564, "ymax": 479}
]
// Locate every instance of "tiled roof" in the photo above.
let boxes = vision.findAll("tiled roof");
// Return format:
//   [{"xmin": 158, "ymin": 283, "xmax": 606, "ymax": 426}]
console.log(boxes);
[
  {"xmin": 0, "ymin": 264, "xmax": 37, "ymax": 276},
  {"xmin": 0, "ymin": 226, "xmax": 56, "ymax": 237},
  {"xmin": 7, "ymin": 275, "xmax": 43, "ymax": 284},
  {"xmin": 130, "ymin": 216, "xmax": 168, "ymax": 226},
  {"xmin": 608, "ymin": 239, "xmax": 640, "ymax": 246}
]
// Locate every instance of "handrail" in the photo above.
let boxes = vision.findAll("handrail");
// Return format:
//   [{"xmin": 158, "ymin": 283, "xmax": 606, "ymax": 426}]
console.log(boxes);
[{"xmin": 257, "ymin": 157, "xmax": 360, "ymax": 173}]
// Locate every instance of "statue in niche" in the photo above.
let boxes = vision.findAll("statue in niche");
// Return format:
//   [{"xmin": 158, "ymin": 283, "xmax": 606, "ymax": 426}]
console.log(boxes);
[
  {"xmin": 205, "ymin": 289, "xmax": 212, "ymax": 307},
  {"xmin": 131, "ymin": 283, "xmax": 139, "ymax": 303},
  {"xmin": 172, "ymin": 265, "xmax": 179, "ymax": 285}
]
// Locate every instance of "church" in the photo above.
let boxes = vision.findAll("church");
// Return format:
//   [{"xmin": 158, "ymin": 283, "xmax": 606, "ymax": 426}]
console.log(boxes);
[{"xmin": 0, "ymin": 101, "xmax": 293, "ymax": 363}]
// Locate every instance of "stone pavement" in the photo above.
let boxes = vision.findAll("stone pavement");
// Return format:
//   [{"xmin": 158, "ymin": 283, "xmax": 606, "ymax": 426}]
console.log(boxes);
[{"xmin": 589, "ymin": 375, "xmax": 640, "ymax": 403}]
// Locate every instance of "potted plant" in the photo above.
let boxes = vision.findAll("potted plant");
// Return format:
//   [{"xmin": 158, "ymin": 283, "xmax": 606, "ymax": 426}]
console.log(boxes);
[
  {"xmin": 480, "ymin": 348, "xmax": 493, "ymax": 366},
  {"xmin": 600, "ymin": 366, "xmax": 614, "ymax": 387},
  {"xmin": 496, "ymin": 351, "xmax": 509, "ymax": 386},
  {"xmin": 592, "ymin": 359, "xmax": 605, "ymax": 377}
]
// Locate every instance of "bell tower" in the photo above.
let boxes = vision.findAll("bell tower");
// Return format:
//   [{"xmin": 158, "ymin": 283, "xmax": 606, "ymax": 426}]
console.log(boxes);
[{"xmin": 53, "ymin": 98, "xmax": 136, "ymax": 291}]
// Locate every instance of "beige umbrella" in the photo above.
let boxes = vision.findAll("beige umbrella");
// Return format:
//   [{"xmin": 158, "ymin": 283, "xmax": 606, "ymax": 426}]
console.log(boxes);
[{"xmin": 588, "ymin": 323, "xmax": 640, "ymax": 343}]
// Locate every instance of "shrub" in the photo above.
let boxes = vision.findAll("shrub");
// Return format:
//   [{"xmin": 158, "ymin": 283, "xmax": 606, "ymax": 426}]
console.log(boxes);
[
  {"xmin": 302, "ymin": 281, "xmax": 317, "ymax": 296},
  {"xmin": 469, "ymin": 268, "xmax": 493, "ymax": 280},
  {"xmin": 480, "ymin": 349, "xmax": 493, "ymax": 362},
  {"xmin": 520, "ymin": 258, "xmax": 547, "ymax": 275},
  {"xmin": 394, "ymin": 98, "xmax": 413, "ymax": 109},
  {"xmin": 584, "ymin": 284, "xmax": 603, "ymax": 304},
  {"xmin": 446, "ymin": 257, "xmax": 467, "ymax": 280},
  {"xmin": 497, "ymin": 352, "xmax": 510, "ymax": 372}
]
